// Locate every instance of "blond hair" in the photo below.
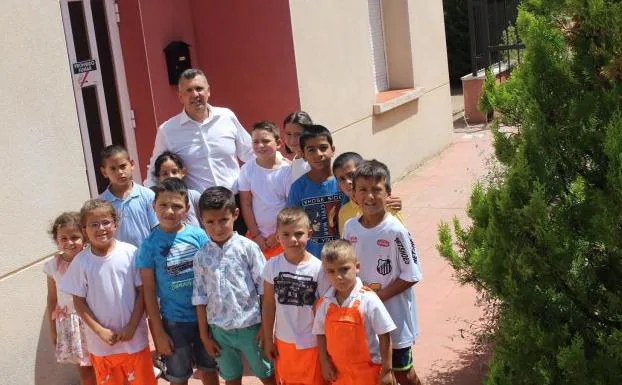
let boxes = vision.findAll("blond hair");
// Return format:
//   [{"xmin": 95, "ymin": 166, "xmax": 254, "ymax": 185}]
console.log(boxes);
[
  {"xmin": 79, "ymin": 199, "xmax": 119, "ymax": 227},
  {"xmin": 321, "ymin": 239, "xmax": 357, "ymax": 263},
  {"xmin": 276, "ymin": 207, "xmax": 311, "ymax": 229}
]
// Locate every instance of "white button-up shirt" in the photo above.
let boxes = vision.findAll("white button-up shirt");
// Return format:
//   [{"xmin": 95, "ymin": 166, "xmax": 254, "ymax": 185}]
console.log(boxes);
[{"xmin": 145, "ymin": 106, "xmax": 253, "ymax": 193}]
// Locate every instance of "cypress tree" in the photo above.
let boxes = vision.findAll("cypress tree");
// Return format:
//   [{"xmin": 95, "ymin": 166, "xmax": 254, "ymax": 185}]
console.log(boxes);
[{"xmin": 438, "ymin": 1, "xmax": 622, "ymax": 383}]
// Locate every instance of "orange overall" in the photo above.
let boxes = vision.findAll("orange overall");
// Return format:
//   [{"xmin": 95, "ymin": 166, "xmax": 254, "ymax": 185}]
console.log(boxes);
[
  {"xmin": 90, "ymin": 347, "xmax": 156, "ymax": 385},
  {"xmin": 274, "ymin": 339, "xmax": 325, "ymax": 385},
  {"xmin": 325, "ymin": 295, "xmax": 382, "ymax": 385}
]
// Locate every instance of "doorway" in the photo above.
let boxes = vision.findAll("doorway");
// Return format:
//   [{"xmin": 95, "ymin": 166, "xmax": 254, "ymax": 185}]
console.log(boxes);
[{"xmin": 60, "ymin": 0, "xmax": 140, "ymax": 196}]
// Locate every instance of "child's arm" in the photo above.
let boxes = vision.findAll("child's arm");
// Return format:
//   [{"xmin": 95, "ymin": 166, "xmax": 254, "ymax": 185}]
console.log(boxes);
[
  {"xmin": 378, "ymin": 230, "xmax": 422, "ymax": 301},
  {"xmin": 196, "ymin": 305, "xmax": 220, "ymax": 357},
  {"xmin": 45, "ymin": 276, "xmax": 58, "ymax": 346},
  {"xmin": 377, "ymin": 279, "xmax": 416, "ymax": 302},
  {"xmin": 117, "ymin": 285, "xmax": 146, "ymax": 341},
  {"xmin": 378, "ymin": 332, "xmax": 395, "ymax": 385},
  {"xmin": 140, "ymin": 268, "xmax": 174, "ymax": 355},
  {"xmin": 73, "ymin": 295, "xmax": 117, "ymax": 345},
  {"xmin": 262, "ymin": 281, "xmax": 277, "ymax": 360},
  {"xmin": 239, "ymin": 190, "xmax": 266, "ymax": 249},
  {"xmin": 317, "ymin": 335, "xmax": 337, "ymax": 382}
]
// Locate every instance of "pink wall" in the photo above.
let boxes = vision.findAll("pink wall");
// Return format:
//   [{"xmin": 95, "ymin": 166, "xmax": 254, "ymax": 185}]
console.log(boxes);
[
  {"xmin": 189, "ymin": 0, "xmax": 300, "ymax": 130},
  {"xmin": 119, "ymin": 0, "xmax": 200, "ymax": 177},
  {"xmin": 119, "ymin": 0, "xmax": 300, "ymax": 178}
]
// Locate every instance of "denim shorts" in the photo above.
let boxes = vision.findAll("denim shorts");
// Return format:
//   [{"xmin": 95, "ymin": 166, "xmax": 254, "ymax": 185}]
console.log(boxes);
[{"xmin": 162, "ymin": 320, "xmax": 217, "ymax": 383}]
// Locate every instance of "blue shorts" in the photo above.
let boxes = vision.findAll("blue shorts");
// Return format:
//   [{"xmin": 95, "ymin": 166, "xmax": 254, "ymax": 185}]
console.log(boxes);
[
  {"xmin": 210, "ymin": 323, "xmax": 273, "ymax": 381},
  {"xmin": 162, "ymin": 320, "xmax": 217, "ymax": 383},
  {"xmin": 392, "ymin": 346, "xmax": 413, "ymax": 371}
]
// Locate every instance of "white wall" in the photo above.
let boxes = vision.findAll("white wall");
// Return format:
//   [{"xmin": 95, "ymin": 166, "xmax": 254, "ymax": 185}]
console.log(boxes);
[
  {"xmin": 0, "ymin": 0, "xmax": 90, "ymax": 383},
  {"xmin": 289, "ymin": 0, "xmax": 453, "ymax": 180}
]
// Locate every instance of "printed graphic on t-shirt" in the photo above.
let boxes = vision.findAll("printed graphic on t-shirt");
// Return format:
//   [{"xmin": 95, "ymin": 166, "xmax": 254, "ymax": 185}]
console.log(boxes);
[
  {"xmin": 273, "ymin": 272, "xmax": 318, "ymax": 306},
  {"xmin": 162, "ymin": 243, "xmax": 196, "ymax": 290},
  {"xmin": 376, "ymin": 258, "xmax": 392, "ymax": 276},
  {"xmin": 302, "ymin": 194, "xmax": 341, "ymax": 245}
]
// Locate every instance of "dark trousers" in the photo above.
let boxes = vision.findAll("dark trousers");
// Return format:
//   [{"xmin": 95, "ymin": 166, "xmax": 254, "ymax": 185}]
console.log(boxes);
[{"xmin": 234, "ymin": 193, "xmax": 248, "ymax": 235}]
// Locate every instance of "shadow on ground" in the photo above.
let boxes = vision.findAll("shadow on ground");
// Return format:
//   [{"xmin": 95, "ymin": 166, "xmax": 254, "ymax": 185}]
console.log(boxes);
[{"xmin": 423, "ymin": 345, "xmax": 490, "ymax": 385}]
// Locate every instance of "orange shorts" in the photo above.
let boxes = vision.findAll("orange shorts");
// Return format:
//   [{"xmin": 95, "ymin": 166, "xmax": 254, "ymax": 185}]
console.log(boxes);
[
  {"xmin": 275, "ymin": 339, "xmax": 326, "ymax": 385},
  {"xmin": 90, "ymin": 347, "xmax": 156, "ymax": 385}
]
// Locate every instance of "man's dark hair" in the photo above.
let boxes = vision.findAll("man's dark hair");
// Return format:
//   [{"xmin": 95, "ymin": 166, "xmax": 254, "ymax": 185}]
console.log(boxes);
[
  {"xmin": 352, "ymin": 159, "xmax": 392, "ymax": 193},
  {"xmin": 332, "ymin": 152, "xmax": 364, "ymax": 174},
  {"xmin": 151, "ymin": 177, "xmax": 190, "ymax": 207},
  {"xmin": 178, "ymin": 68, "xmax": 207, "ymax": 86},
  {"xmin": 100, "ymin": 144, "xmax": 129, "ymax": 163},
  {"xmin": 299, "ymin": 124, "xmax": 333, "ymax": 152},
  {"xmin": 199, "ymin": 186, "xmax": 237, "ymax": 214}
]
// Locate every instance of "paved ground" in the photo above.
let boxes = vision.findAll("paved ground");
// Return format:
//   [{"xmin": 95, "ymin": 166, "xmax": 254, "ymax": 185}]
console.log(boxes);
[{"xmin": 162, "ymin": 130, "xmax": 494, "ymax": 385}]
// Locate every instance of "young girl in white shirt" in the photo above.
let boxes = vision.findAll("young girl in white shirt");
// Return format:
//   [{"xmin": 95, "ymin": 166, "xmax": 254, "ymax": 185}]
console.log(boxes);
[
  {"xmin": 60, "ymin": 199, "xmax": 156, "ymax": 385},
  {"xmin": 283, "ymin": 111, "xmax": 313, "ymax": 186},
  {"xmin": 153, "ymin": 150, "xmax": 202, "ymax": 227},
  {"xmin": 44, "ymin": 212, "xmax": 96, "ymax": 385}
]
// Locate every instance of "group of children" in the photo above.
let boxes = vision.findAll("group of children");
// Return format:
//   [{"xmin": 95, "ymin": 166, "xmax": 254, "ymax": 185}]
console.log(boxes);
[{"xmin": 44, "ymin": 111, "xmax": 423, "ymax": 385}]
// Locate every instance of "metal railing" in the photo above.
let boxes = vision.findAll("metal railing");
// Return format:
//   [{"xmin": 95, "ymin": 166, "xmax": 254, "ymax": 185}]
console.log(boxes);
[{"xmin": 467, "ymin": 0, "xmax": 525, "ymax": 76}]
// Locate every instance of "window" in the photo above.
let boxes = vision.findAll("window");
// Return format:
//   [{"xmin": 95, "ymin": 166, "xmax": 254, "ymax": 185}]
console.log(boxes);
[{"xmin": 368, "ymin": 0, "xmax": 389, "ymax": 92}]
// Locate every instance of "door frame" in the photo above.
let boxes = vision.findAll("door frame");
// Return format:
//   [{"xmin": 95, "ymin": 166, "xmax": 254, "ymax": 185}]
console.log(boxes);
[{"xmin": 60, "ymin": 0, "xmax": 141, "ymax": 196}]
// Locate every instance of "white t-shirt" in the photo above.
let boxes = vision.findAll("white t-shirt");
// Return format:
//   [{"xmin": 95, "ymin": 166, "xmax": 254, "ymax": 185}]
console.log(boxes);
[
  {"xmin": 59, "ymin": 241, "xmax": 149, "ymax": 356},
  {"xmin": 262, "ymin": 254, "xmax": 327, "ymax": 349},
  {"xmin": 312, "ymin": 278, "xmax": 396, "ymax": 364},
  {"xmin": 343, "ymin": 215, "xmax": 422, "ymax": 349},
  {"xmin": 238, "ymin": 160, "xmax": 290, "ymax": 237},
  {"xmin": 43, "ymin": 256, "xmax": 76, "ymax": 313},
  {"xmin": 289, "ymin": 157, "xmax": 310, "ymax": 189}
]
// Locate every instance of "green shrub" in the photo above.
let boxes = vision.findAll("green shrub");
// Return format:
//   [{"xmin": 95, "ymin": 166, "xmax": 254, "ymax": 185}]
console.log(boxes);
[{"xmin": 438, "ymin": 1, "xmax": 622, "ymax": 383}]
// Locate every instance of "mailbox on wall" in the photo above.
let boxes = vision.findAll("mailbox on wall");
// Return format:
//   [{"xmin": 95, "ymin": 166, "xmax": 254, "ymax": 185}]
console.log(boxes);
[{"xmin": 164, "ymin": 41, "xmax": 192, "ymax": 85}]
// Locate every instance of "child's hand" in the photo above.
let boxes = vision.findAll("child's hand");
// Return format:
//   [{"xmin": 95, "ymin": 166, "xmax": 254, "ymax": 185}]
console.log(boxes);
[
  {"xmin": 116, "ymin": 324, "xmax": 137, "ymax": 342},
  {"xmin": 253, "ymin": 235, "xmax": 267, "ymax": 250},
  {"xmin": 201, "ymin": 336, "xmax": 221, "ymax": 357},
  {"xmin": 265, "ymin": 233, "xmax": 278, "ymax": 249},
  {"xmin": 378, "ymin": 369, "xmax": 396, "ymax": 385},
  {"xmin": 263, "ymin": 338, "xmax": 278, "ymax": 361},
  {"xmin": 97, "ymin": 327, "xmax": 117, "ymax": 345},
  {"xmin": 255, "ymin": 326, "xmax": 265, "ymax": 348},
  {"xmin": 154, "ymin": 330, "xmax": 175, "ymax": 356},
  {"xmin": 386, "ymin": 195, "xmax": 402, "ymax": 211},
  {"xmin": 319, "ymin": 356, "xmax": 337, "ymax": 382}
]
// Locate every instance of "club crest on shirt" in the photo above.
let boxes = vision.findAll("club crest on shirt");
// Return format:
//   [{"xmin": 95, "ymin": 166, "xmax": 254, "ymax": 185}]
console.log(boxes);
[{"xmin": 376, "ymin": 258, "xmax": 392, "ymax": 276}]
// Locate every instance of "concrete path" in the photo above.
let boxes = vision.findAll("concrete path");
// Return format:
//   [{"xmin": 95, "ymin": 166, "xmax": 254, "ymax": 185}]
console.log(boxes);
[{"xmin": 167, "ymin": 130, "xmax": 494, "ymax": 385}]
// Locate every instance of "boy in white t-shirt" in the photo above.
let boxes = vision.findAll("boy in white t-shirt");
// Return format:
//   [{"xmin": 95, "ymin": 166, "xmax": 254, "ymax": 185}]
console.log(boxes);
[
  {"xmin": 313, "ymin": 240, "xmax": 396, "ymax": 385},
  {"xmin": 239, "ymin": 120, "xmax": 291, "ymax": 260},
  {"xmin": 342, "ymin": 160, "xmax": 423, "ymax": 385},
  {"xmin": 262, "ymin": 208, "xmax": 328, "ymax": 385}
]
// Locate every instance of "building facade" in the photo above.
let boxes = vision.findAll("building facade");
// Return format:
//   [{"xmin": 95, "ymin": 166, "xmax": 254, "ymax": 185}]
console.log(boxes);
[{"xmin": 0, "ymin": 1, "xmax": 452, "ymax": 383}]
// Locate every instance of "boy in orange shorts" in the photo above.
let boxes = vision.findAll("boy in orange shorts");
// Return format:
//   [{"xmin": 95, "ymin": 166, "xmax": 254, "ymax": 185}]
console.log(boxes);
[
  {"xmin": 313, "ymin": 240, "xmax": 396, "ymax": 385},
  {"xmin": 262, "ymin": 208, "xmax": 329, "ymax": 384}
]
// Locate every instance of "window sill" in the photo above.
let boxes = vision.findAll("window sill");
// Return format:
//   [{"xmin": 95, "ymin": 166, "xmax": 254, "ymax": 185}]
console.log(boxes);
[{"xmin": 373, "ymin": 87, "xmax": 425, "ymax": 115}]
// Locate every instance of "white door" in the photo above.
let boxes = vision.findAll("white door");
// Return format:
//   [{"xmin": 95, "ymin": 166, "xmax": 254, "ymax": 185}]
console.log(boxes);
[{"xmin": 60, "ymin": 0, "xmax": 140, "ymax": 196}]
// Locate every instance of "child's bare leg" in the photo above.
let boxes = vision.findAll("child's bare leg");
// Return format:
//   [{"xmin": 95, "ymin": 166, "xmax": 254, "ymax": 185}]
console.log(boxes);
[
  {"xmin": 197, "ymin": 369, "xmax": 220, "ymax": 385},
  {"xmin": 224, "ymin": 378, "xmax": 242, "ymax": 385},
  {"xmin": 77, "ymin": 365, "xmax": 96, "ymax": 385},
  {"xmin": 394, "ymin": 367, "xmax": 422, "ymax": 385},
  {"xmin": 258, "ymin": 374, "xmax": 276, "ymax": 385}
]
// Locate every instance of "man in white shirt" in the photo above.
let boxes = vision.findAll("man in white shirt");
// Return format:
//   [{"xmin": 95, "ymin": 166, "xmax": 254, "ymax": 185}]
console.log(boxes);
[{"xmin": 145, "ymin": 68, "xmax": 254, "ymax": 233}]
